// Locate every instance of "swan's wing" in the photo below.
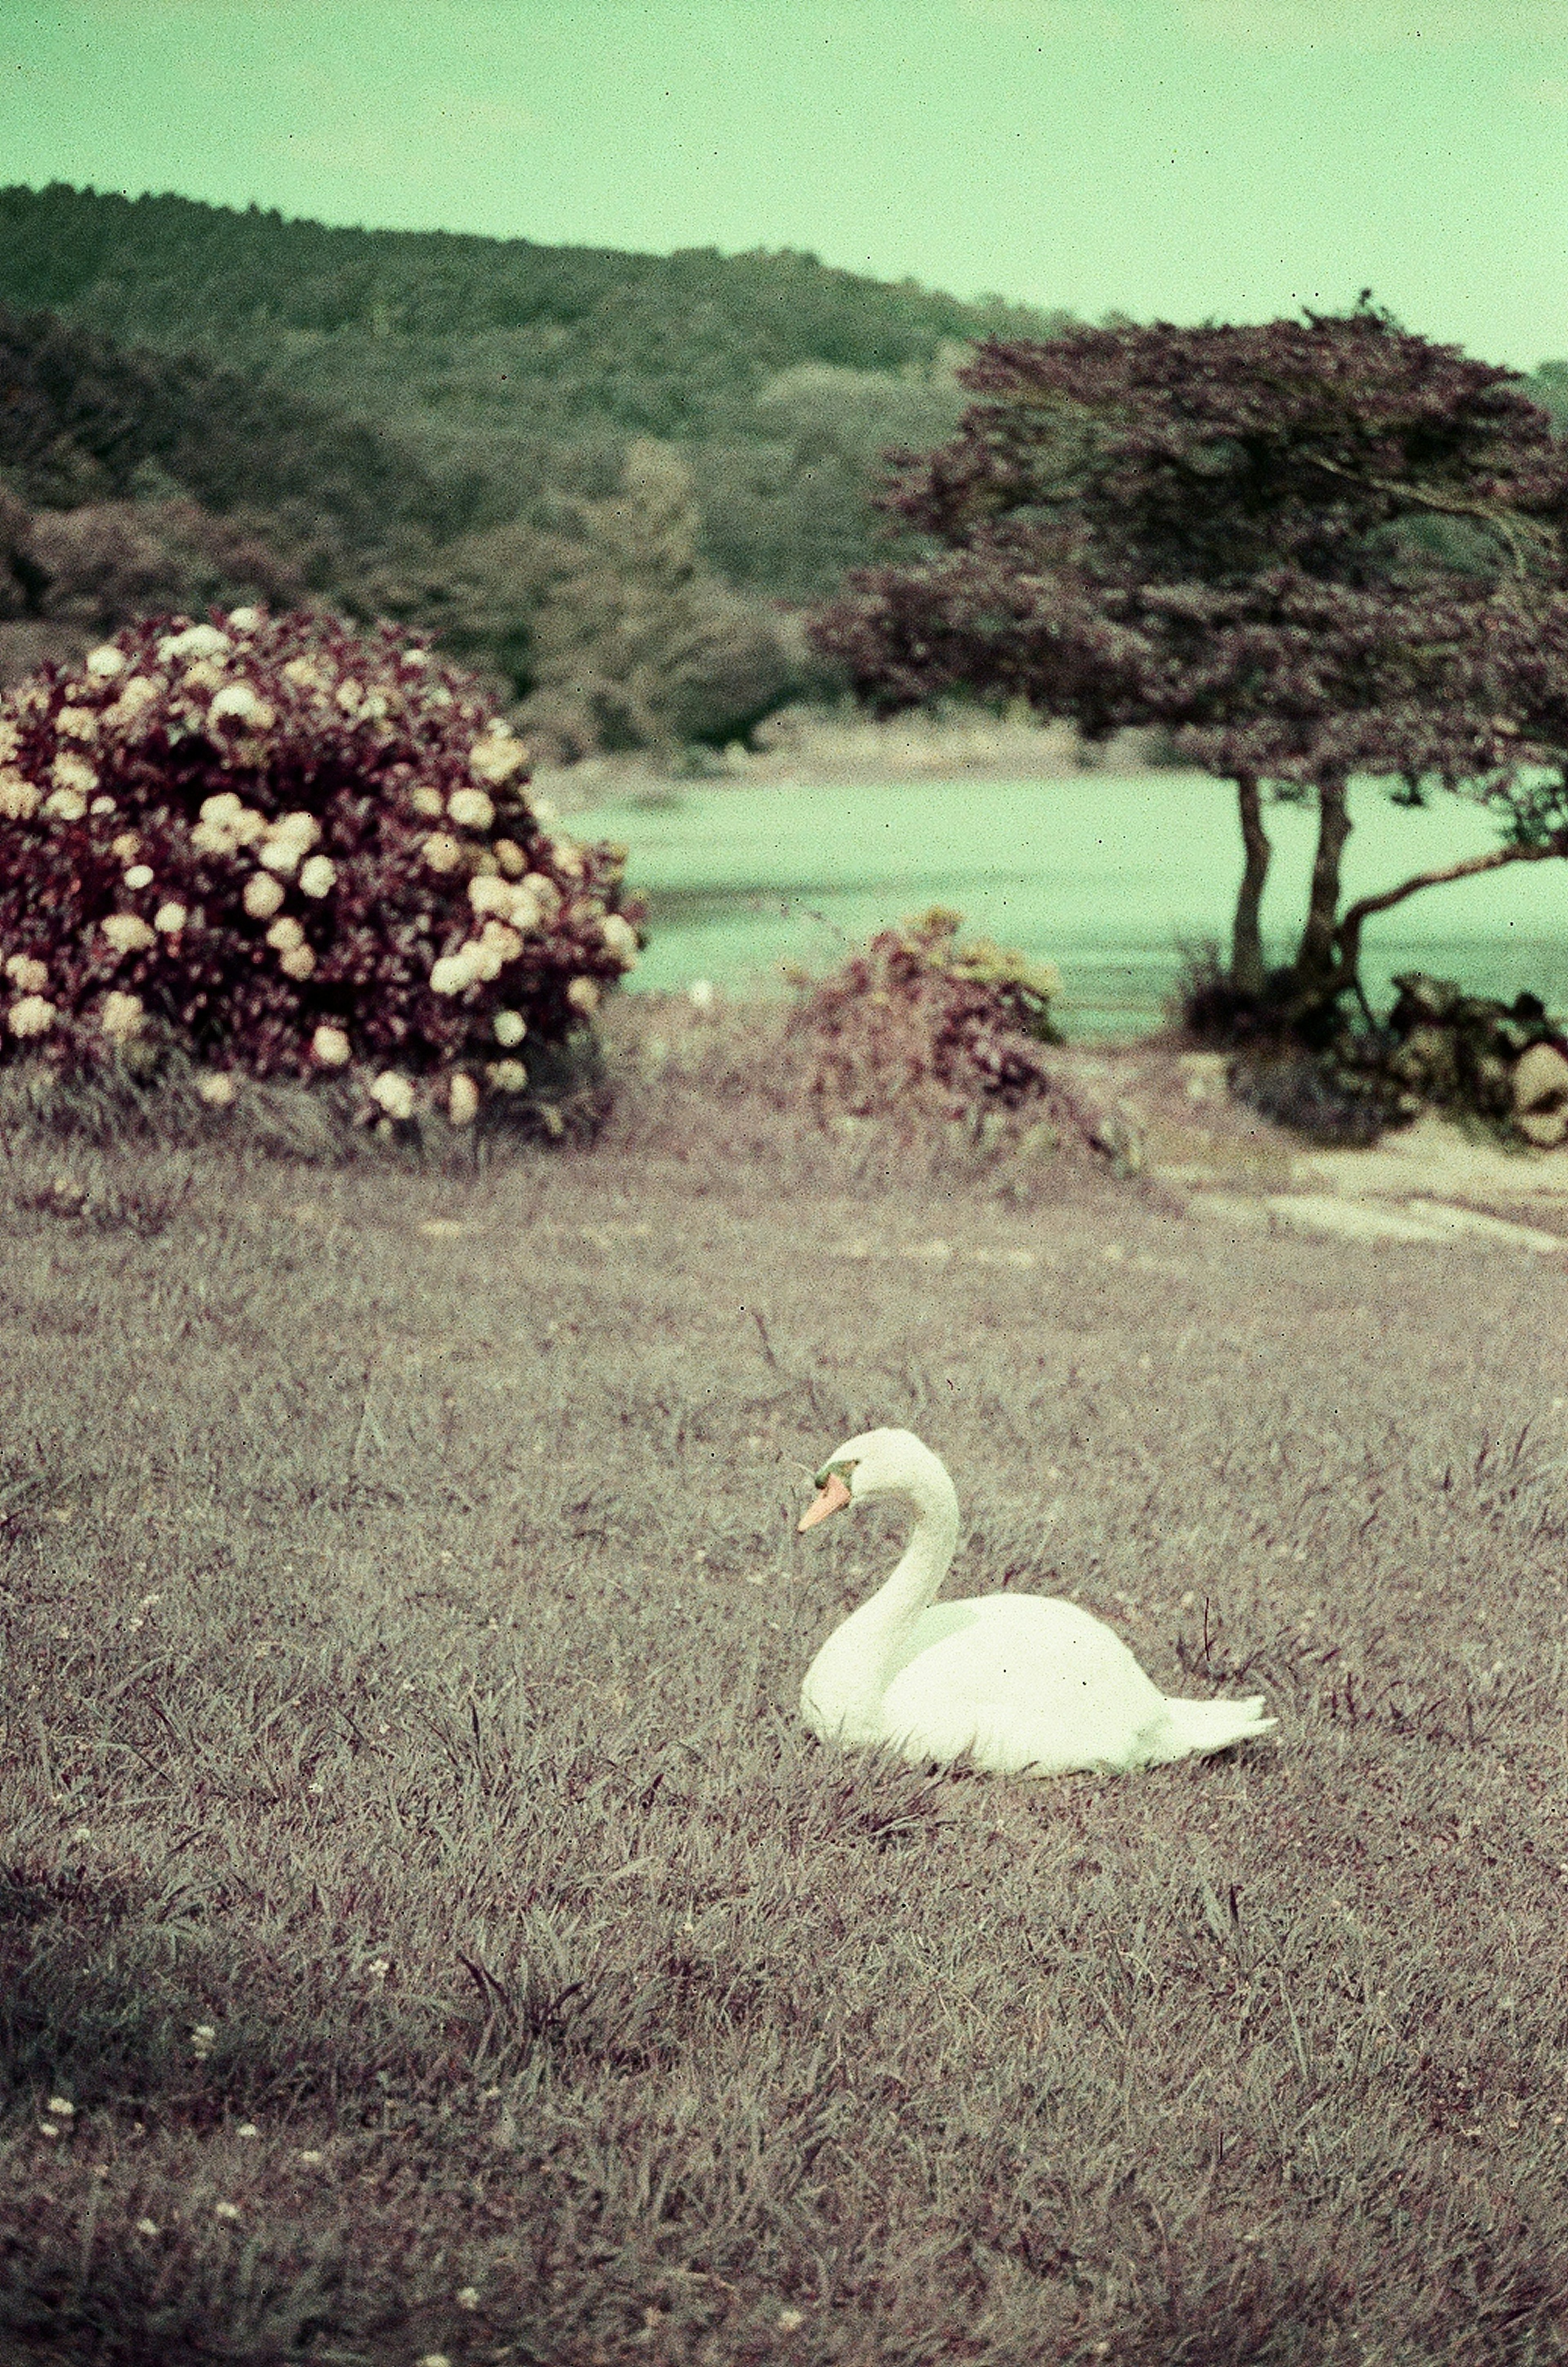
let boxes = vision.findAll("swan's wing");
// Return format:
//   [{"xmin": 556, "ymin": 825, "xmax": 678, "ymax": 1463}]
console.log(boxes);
[
  {"xmin": 903, "ymin": 1594, "xmax": 1161, "ymax": 1691},
  {"xmin": 883, "ymin": 1594, "xmax": 1169, "ymax": 1773}
]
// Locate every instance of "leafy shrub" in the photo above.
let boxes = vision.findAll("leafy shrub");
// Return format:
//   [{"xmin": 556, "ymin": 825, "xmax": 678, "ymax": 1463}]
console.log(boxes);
[
  {"xmin": 789, "ymin": 907, "xmax": 1063, "ymax": 1139},
  {"xmin": 0, "ymin": 487, "xmax": 312, "ymax": 693},
  {"xmin": 1169, "ymin": 949, "xmax": 1402, "ymax": 1143},
  {"xmin": 1377, "ymin": 973, "xmax": 1567, "ymax": 1138},
  {"xmin": 0, "ymin": 606, "xmax": 640, "ymax": 1132},
  {"xmin": 1179, "ymin": 952, "xmax": 1568, "ymax": 1147}
]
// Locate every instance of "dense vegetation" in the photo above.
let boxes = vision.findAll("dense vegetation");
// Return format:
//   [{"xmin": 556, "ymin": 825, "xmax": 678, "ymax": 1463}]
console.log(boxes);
[
  {"xmin": 0, "ymin": 183, "xmax": 1074, "ymax": 747},
  {"xmin": 0, "ymin": 608, "xmax": 637, "ymax": 1134},
  {"xmin": 7, "ymin": 183, "xmax": 1567, "ymax": 772},
  {"xmin": 0, "ymin": 184, "xmax": 1039, "ymax": 410}
]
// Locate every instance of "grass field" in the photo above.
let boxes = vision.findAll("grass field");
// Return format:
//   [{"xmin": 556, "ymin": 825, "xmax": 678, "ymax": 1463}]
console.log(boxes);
[{"xmin": 2, "ymin": 1008, "xmax": 1567, "ymax": 2365}]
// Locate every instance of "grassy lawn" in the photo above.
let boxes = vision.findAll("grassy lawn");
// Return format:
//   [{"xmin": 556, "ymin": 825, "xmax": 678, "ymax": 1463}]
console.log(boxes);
[{"xmin": 2, "ymin": 1017, "xmax": 1566, "ymax": 2365}]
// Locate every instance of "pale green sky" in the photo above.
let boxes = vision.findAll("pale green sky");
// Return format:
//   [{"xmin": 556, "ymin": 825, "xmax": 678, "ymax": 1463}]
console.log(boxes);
[{"xmin": 2, "ymin": 0, "xmax": 1566, "ymax": 366}]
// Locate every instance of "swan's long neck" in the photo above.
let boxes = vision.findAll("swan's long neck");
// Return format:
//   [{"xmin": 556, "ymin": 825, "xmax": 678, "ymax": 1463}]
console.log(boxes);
[{"xmin": 804, "ymin": 1464, "xmax": 960, "ymax": 1741}]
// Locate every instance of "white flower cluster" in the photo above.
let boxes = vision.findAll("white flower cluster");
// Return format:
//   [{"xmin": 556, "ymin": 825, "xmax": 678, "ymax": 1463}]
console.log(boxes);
[
  {"xmin": 467, "ymin": 724, "xmax": 528, "ymax": 787},
  {"xmin": 422, "ymin": 831, "xmax": 463, "ymax": 873},
  {"xmin": 7, "ymin": 951, "xmax": 56, "ymax": 1034},
  {"xmin": 192, "ymin": 797, "xmax": 327, "ymax": 892},
  {"xmin": 4, "ymin": 952, "xmax": 48, "ymax": 995},
  {"xmin": 370, "ymin": 1071, "xmax": 416, "ymax": 1121},
  {"xmin": 257, "ymin": 811, "xmax": 322, "ymax": 876},
  {"xmin": 207, "ymin": 682, "xmax": 276, "ymax": 732},
  {"xmin": 243, "ymin": 872, "xmax": 285, "ymax": 919},
  {"xmin": 265, "ymin": 914, "xmax": 316, "ymax": 980},
  {"xmin": 102, "ymin": 913, "xmax": 157, "ymax": 955},
  {"xmin": 449, "ymin": 786, "xmax": 495, "ymax": 831},
  {"xmin": 191, "ymin": 791, "xmax": 267, "ymax": 856},
  {"xmin": 157, "ymin": 624, "xmax": 232, "ymax": 664},
  {"xmin": 44, "ymin": 751, "xmax": 98, "ymax": 818},
  {"xmin": 102, "ymin": 676, "xmax": 161, "ymax": 732},
  {"xmin": 599, "ymin": 912, "xmax": 639, "ymax": 965},
  {"xmin": 429, "ymin": 920, "xmax": 523, "ymax": 996},
  {"xmin": 100, "ymin": 991, "xmax": 144, "ymax": 1041},
  {"xmin": 467, "ymin": 871, "xmax": 561, "ymax": 931}
]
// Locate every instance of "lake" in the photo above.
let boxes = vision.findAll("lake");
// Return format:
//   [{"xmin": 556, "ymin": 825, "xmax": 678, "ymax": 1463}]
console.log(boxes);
[{"xmin": 575, "ymin": 771, "xmax": 1568, "ymax": 1037}]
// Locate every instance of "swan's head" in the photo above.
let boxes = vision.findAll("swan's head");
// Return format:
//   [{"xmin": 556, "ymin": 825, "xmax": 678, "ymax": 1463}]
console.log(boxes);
[{"xmin": 797, "ymin": 1428, "xmax": 951, "ymax": 1530}]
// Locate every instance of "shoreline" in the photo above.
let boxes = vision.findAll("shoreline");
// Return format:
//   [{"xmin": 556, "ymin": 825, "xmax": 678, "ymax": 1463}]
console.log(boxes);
[{"xmin": 534, "ymin": 710, "xmax": 1184, "ymax": 811}]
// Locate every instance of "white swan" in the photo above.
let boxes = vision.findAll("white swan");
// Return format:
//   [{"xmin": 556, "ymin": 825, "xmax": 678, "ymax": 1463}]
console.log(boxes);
[{"xmin": 797, "ymin": 1429, "xmax": 1275, "ymax": 1776}]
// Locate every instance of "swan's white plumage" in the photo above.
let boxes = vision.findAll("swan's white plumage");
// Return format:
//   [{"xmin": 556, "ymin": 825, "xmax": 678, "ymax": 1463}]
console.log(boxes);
[{"xmin": 798, "ymin": 1428, "xmax": 1275, "ymax": 1776}]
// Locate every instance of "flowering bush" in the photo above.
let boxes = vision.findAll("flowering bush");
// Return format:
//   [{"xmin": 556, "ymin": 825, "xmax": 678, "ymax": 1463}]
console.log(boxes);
[
  {"xmin": 0, "ymin": 606, "xmax": 641, "ymax": 1130},
  {"xmin": 789, "ymin": 907, "xmax": 1062, "ymax": 1137}
]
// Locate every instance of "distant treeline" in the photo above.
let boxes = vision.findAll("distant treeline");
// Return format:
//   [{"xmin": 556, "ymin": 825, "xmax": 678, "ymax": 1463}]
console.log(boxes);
[{"xmin": 2, "ymin": 180, "xmax": 1564, "ymax": 756}]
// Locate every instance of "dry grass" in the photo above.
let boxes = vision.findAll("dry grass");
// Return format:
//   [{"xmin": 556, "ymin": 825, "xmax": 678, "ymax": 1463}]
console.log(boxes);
[{"xmin": 2, "ymin": 1008, "xmax": 1568, "ymax": 2366}]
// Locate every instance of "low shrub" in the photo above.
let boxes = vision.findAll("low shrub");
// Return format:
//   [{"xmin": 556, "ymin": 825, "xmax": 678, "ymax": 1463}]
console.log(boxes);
[
  {"xmin": 0, "ymin": 606, "xmax": 641, "ymax": 1139},
  {"xmin": 1376, "ymin": 972, "xmax": 1568, "ymax": 1141},
  {"xmin": 1226, "ymin": 1045, "xmax": 1403, "ymax": 1147},
  {"xmin": 1176, "ymin": 952, "xmax": 1568, "ymax": 1148},
  {"xmin": 788, "ymin": 907, "xmax": 1064, "ymax": 1143}
]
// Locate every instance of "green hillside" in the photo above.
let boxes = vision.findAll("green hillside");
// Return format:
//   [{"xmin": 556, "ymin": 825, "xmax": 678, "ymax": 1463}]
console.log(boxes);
[
  {"xmin": 0, "ymin": 183, "xmax": 1076, "ymax": 745},
  {"xmin": 0, "ymin": 183, "xmax": 1058, "ymax": 577},
  {"xmin": 0, "ymin": 302, "xmax": 443, "ymax": 543},
  {"xmin": 0, "ymin": 181, "xmax": 1049, "ymax": 424}
]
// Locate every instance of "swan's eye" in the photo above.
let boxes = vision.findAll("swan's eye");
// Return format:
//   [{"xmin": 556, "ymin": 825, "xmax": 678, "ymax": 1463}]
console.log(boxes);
[{"xmin": 814, "ymin": 1458, "xmax": 857, "ymax": 1488}]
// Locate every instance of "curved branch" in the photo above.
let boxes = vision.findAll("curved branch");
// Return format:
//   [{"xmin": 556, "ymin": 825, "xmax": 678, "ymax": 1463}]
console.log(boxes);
[
  {"xmin": 1334, "ymin": 836, "xmax": 1568, "ymax": 978},
  {"xmin": 1307, "ymin": 453, "xmax": 1550, "ymax": 576}
]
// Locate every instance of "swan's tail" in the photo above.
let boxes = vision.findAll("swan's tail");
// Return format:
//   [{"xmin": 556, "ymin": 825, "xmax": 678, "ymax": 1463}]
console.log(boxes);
[{"xmin": 1150, "ymin": 1694, "xmax": 1276, "ymax": 1762}]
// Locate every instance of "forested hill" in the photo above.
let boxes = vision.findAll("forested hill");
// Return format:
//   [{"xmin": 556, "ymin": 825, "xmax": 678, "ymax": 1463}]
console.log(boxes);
[
  {"xmin": 0, "ymin": 303, "xmax": 443, "ymax": 543},
  {"xmin": 0, "ymin": 181, "xmax": 1054, "ymax": 442},
  {"xmin": 0, "ymin": 186, "xmax": 1026, "ymax": 743}
]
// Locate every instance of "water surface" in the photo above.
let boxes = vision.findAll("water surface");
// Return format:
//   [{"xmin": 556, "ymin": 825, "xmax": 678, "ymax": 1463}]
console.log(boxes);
[{"xmin": 578, "ymin": 773, "xmax": 1568, "ymax": 1036}]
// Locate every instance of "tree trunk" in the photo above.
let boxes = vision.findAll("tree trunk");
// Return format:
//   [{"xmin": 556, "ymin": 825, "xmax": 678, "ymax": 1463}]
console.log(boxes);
[
  {"xmin": 1294, "ymin": 777, "xmax": 1352, "ymax": 991},
  {"xmin": 1229, "ymin": 769, "xmax": 1270, "ymax": 996}
]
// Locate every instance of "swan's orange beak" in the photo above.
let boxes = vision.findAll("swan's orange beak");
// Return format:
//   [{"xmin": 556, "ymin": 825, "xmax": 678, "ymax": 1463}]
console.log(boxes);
[{"xmin": 798, "ymin": 1471, "xmax": 852, "ymax": 1531}]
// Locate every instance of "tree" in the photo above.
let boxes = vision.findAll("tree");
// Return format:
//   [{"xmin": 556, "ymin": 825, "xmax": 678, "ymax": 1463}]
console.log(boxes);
[
  {"xmin": 813, "ymin": 308, "xmax": 1568, "ymax": 1012},
  {"xmin": 691, "ymin": 359, "xmax": 969, "ymax": 599},
  {"xmin": 509, "ymin": 440, "xmax": 799, "ymax": 759}
]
